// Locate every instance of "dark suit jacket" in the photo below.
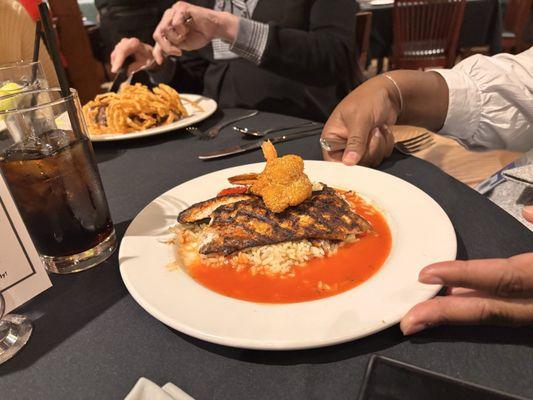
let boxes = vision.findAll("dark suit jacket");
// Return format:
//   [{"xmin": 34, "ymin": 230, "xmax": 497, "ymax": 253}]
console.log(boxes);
[{"xmin": 158, "ymin": 0, "xmax": 357, "ymax": 122}]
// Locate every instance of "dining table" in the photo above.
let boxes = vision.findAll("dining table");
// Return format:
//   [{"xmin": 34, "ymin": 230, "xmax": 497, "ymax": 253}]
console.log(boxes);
[
  {"xmin": 0, "ymin": 109, "xmax": 532, "ymax": 399},
  {"xmin": 359, "ymin": 0, "xmax": 504, "ymax": 65}
]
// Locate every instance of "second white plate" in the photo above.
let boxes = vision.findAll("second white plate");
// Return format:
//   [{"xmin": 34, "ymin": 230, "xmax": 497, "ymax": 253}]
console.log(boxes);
[{"xmin": 88, "ymin": 94, "xmax": 217, "ymax": 142}]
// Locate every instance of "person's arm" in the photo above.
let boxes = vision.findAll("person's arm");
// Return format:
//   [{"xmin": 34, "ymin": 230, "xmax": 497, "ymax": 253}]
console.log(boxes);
[
  {"xmin": 321, "ymin": 71, "xmax": 449, "ymax": 166},
  {"xmin": 109, "ymin": 38, "xmax": 207, "ymax": 93},
  {"xmin": 321, "ymin": 47, "xmax": 533, "ymax": 166},
  {"xmin": 435, "ymin": 48, "xmax": 533, "ymax": 151},
  {"xmin": 152, "ymin": 0, "xmax": 356, "ymax": 87}
]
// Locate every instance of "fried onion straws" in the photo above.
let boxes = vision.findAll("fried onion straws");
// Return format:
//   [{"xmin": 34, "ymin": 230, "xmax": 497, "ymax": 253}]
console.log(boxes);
[{"xmin": 82, "ymin": 83, "xmax": 189, "ymax": 135}]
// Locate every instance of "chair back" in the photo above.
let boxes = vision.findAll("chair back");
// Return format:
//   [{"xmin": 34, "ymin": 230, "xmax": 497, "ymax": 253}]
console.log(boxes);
[
  {"xmin": 393, "ymin": 0, "xmax": 466, "ymax": 69},
  {"xmin": 503, "ymin": 0, "xmax": 532, "ymax": 52},
  {"xmin": 355, "ymin": 12, "xmax": 373, "ymax": 71}
]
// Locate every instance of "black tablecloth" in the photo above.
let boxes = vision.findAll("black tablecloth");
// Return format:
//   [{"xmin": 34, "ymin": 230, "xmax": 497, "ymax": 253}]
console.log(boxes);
[
  {"xmin": 360, "ymin": 0, "xmax": 503, "ymax": 60},
  {"xmin": 1, "ymin": 110, "xmax": 532, "ymax": 399}
]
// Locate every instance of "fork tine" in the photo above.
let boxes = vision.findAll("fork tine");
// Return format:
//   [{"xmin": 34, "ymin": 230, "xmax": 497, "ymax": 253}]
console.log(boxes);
[
  {"xmin": 187, "ymin": 126, "xmax": 209, "ymax": 139},
  {"xmin": 403, "ymin": 135, "xmax": 433, "ymax": 150},
  {"xmin": 398, "ymin": 132, "xmax": 431, "ymax": 146},
  {"xmin": 403, "ymin": 137, "xmax": 435, "ymax": 153}
]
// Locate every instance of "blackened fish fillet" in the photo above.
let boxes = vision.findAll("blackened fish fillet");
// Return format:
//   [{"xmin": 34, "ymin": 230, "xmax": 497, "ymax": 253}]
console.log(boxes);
[
  {"xmin": 199, "ymin": 186, "xmax": 371, "ymax": 255},
  {"xmin": 177, "ymin": 193, "xmax": 256, "ymax": 224}
]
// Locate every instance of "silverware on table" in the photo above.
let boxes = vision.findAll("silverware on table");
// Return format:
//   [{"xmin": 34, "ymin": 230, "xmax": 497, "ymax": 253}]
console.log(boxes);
[
  {"xmin": 320, "ymin": 131, "xmax": 434, "ymax": 155},
  {"xmin": 188, "ymin": 110, "xmax": 259, "ymax": 140},
  {"xmin": 233, "ymin": 121, "xmax": 320, "ymax": 138},
  {"xmin": 198, "ymin": 128, "xmax": 322, "ymax": 160}
]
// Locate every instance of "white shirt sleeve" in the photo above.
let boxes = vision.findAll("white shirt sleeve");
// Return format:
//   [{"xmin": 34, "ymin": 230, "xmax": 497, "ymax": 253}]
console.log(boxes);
[{"xmin": 433, "ymin": 47, "xmax": 533, "ymax": 152}]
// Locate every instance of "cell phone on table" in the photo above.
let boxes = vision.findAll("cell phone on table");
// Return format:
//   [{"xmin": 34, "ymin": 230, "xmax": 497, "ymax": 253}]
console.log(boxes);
[{"xmin": 357, "ymin": 355, "xmax": 528, "ymax": 400}]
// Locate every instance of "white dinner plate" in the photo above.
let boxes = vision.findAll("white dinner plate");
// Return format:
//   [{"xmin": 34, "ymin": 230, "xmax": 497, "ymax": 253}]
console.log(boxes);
[
  {"xmin": 119, "ymin": 161, "xmax": 456, "ymax": 350},
  {"xmin": 88, "ymin": 94, "xmax": 217, "ymax": 142}
]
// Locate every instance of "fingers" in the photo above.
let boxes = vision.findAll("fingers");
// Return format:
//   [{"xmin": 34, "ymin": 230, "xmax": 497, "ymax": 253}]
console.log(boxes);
[
  {"xmin": 358, "ymin": 126, "xmax": 394, "ymax": 167},
  {"xmin": 447, "ymin": 287, "xmax": 476, "ymax": 296},
  {"xmin": 154, "ymin": 2, "xmax": 194, "ymax": 56},
  {"xmin": 381, "ymin": 125, "xmax": 395, "ymax": 157},
  {"xmin": 401, "ymin": 294, "xmax": 533, "ymax": 335},
  {"xmin": 321, "ymin": 109, "xmax": 349, "ymax": 163},
  {"xmin": 170, "ymin": 2, "xmax": 192, "ymax": 38},
  {"xmin": 154, "ymin": 8, "xmax": 181, "ymax": 56},
  {"xmin": 110, "ymin": 38, "xmax": 153, "ymax": 73},
  {"xmin": 152, "ymin": 43, "xmax": 163, "ymax": 65},
  {"xmin": 340, "ymin": 112, "xmax": 373, "ymax": 166},
  {"xmin": 110, "ymin": 38, "xmax": 136, "ymax": 73},
  {"xmin": 523, "ymin": 205, "xmax": 533, "ymax": 223},
  {"xmin": 419, "ymin": 253, "xmax": 533, "ymax": 297}
]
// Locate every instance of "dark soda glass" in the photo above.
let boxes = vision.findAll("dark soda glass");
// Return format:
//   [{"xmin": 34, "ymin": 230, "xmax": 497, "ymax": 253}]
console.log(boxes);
[
  {"xmin": 0, "ymin": 88, "xmax": 116, "ymax": 273},
  {"xmin": 0, "ymin": 130, "xmax": 113, "ymax": 257}
]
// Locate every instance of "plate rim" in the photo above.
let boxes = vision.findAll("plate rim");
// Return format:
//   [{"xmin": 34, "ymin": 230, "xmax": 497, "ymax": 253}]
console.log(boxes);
[{"xmin": 119, "ymin": 161, "xmax": 456, "ymax": 350}]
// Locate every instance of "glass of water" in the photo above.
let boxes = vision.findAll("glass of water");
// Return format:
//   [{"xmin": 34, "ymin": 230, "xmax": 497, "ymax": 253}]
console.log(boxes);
[{"xmin": 0, "ymin": 61, "xmax": 47, "ymax": 95}]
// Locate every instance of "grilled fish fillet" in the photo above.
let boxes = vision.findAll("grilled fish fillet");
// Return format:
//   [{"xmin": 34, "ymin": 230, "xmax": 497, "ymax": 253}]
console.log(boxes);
[
  {"xmin": 177, "ymin": 193, "xmax": 255, "ymax": 224},
  {"xmin": 199, "ymin": 186, "xmax": 371, "ymax": 255}
]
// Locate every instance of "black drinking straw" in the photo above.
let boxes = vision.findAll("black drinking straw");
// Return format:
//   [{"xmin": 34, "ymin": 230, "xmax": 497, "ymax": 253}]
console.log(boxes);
[
  {"xmin": 37, "ymin": 3, "xmax": 70, "ymax": 97},
  {"xmin": 31, "ymin": 20, "xmax": 41, "ymax": 85},
  {"xmin": 37, "ymin": 3, "xmax": 82, "ymax": 136}
]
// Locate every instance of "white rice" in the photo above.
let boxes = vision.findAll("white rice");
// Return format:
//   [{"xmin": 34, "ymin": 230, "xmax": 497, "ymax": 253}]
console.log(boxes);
[{"xmin": 170, "ymin": 223, "xmax": 347, "ymax": 276}]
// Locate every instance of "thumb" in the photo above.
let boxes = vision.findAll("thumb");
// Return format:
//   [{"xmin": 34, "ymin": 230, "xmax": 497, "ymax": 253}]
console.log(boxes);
[
  {"xmin": 111, "ymin": 50, "xmax": 128, "ymax": 73},
  {"xmin": 341, "ymin": 113, "xmax": 373, "ymax": 166}
]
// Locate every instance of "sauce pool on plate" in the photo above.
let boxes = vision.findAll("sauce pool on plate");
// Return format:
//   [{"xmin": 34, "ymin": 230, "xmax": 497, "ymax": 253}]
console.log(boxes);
[{"xmin": 187, "ymin": 191, "xmax": 392, "ymax": 304}]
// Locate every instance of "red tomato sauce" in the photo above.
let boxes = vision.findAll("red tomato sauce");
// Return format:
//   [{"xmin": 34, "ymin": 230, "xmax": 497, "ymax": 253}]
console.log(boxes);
[{"xmin": 189, "ymin": 191, "xmax": 392, "ymax": 303}]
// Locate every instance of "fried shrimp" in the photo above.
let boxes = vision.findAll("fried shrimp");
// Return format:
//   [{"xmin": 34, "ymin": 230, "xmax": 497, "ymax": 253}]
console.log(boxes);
[{"xmin": 250, "ymin": 141, "xmax": 312, "ymax": 213}]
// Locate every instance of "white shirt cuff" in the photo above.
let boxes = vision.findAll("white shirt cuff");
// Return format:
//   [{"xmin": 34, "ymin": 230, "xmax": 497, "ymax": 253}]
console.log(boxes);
[{"xmin": 433, "ymin": 69, "xmax": 483, "ymax": 149}]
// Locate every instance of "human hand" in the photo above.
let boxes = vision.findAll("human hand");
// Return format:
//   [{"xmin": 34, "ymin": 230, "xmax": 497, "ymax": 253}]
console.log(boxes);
[
  {"xmin": 152, "ymin": 1, "xmax": 238, "ymax": 64},
  {"xmin": 401, "ymin": 252, "xmax": 533, "ymax": 335},
  {"xmin": 321, "ymin": 75, "xmax": 400, "ymax": 167},
  {"xmin": 523, "ymin": 205, "xmax": 533, "ymax": 222},
  {"xmin": 110, "ymin": 38, "xmax": 155, "ymax": 74}
]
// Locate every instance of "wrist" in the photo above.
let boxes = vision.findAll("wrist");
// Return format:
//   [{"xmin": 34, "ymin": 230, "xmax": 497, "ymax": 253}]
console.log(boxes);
[
  {"xmin": 381, "ymin": 74, "xmax": 403, "ymax": 121},
  {"xmin": 216, "ymin": 12, "xmax": 239, "ymax": 42}
]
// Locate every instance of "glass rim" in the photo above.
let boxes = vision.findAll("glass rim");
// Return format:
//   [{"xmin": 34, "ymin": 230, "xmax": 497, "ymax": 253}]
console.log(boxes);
[
  {"xmin": 0, "ymin": 60, "xmax": 41, "ymax": 72},
  {"xmin": 0, "ymin": 87, "xmax": 77, "ymax": 115}
]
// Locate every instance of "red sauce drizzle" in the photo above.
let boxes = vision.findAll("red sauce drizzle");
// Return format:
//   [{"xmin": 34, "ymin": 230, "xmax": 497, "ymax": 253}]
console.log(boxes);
[{"xmin": 189, "ymin": 190, "xmax": 392, "ymax": 303}]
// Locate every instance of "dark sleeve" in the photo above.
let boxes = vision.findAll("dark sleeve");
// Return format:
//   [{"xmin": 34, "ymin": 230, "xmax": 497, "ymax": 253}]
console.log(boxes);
[
  {"xmin": 148, "ymin": 52, "xmax": 209, "ymax": 94},
  {"xmin": 260, "ymin": 0, "xmax": 356, "ymax": 87}
]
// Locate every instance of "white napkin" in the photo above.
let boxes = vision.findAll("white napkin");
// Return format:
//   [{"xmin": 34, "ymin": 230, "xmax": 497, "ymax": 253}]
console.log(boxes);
[{"xmin": 124, "ymin": 378, "xmax": 195, "ymax": 400}]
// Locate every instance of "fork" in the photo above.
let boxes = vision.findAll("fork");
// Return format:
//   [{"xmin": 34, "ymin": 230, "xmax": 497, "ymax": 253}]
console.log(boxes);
[
  {"xmin": 393, "ymin": 132, "xmax": 435, "ymax": 155},
  {"xmin": 319, "ymin": 131, "xmax": 434, "ymax": 155},
  {"xmin": 186, "ymin": 110, "xmax": 259, "ymax": 140}
]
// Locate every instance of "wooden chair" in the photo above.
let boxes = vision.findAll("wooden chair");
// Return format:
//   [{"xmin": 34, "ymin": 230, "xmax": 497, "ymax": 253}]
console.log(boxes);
[
  {"xmin": 392, "ymin": 0, "xmax": 466, "ymax": 70},
  {"xmin": 502, "ymin": 0, "xmax": 532, "ymax": 53},
  {"xmin": 48, "ymin": 0, "xmax": 105, "ymax": 103},
  {"xmin": 355, "ymin": 12, "xmax": 373, "ymax": 72}
]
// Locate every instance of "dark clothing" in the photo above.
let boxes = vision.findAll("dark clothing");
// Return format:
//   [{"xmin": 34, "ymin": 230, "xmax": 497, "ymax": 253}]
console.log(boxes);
[
  {"xmin": 155, "ymin": 0, "xmax": 358, "ymax": 122},
  {"xmin": 95, "ymin": 0, "xmax": 174, "ymax": 58}
]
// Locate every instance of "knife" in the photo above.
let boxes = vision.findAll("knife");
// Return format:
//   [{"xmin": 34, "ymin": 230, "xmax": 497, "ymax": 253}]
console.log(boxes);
[
  {"xmin": 109, "ymin": 56, "xmax": 134, "ymax": 93},
  {"xmin": 198, "ymin": 128, "xmax": 323, "ymax": 160}
]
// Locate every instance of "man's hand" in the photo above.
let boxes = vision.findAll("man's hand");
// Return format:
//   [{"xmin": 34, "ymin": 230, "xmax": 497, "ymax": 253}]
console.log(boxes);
[
  {"xmin": 110, "ymin": 38, "xmax": 155, "ymax": 74},
  {"xmin": 152, "ymin": 1, "xmax": 238, "ymax": 64},
  {"xmin": 321, "ymin": 76, "xmax": 399, "ymax": 167}
]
